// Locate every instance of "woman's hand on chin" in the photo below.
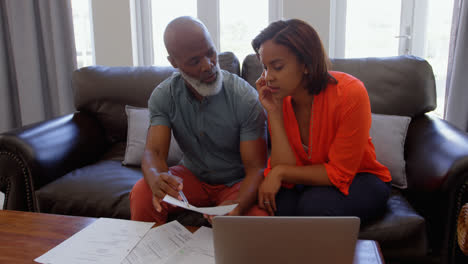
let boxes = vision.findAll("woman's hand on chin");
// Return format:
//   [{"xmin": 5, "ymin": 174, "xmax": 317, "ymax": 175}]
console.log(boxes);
[{"xmin": 256, "ymin": 71, "xmax": 283, "ymax": 114}]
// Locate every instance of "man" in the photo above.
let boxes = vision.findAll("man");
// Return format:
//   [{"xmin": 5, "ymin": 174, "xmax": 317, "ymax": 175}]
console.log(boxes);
[{"xmin": 130, "ymin": 16, "xmax": 268, "ymax": 223}]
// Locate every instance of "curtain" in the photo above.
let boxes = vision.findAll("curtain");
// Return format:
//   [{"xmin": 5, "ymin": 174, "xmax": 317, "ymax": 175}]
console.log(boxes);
[
  {"xmin": 0, "ymin": 0, "xmax": 77, "ymax": 133},
  {"xmin": 445, "ymin": 0, "xmax": 468, "ymax": 132}
]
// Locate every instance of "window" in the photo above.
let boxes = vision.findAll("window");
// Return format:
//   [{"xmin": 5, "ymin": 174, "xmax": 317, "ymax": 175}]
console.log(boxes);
[
  {"xmin": 219, "ymin": 0, "xmax": 269, "ymax": 63},
  {"xmin": 71, "ymin": 0, "xmax": 95, "ymax": 68},
  {"xmin": 345, "ymin": 1, "xmax": 401, "ymax": 58},
  {"xmin": 151, "ymin": 0, "xmax": 197, "ymax": 66},
  {"xmin": 147, "ymin": 0, "xmax": 274, "ymax": 66},
  {"xmin": 335, "ymin": 0, "xmax": 454, "ymax": 117}
]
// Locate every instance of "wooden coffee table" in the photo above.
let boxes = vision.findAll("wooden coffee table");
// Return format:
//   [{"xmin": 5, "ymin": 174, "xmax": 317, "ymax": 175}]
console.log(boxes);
[{"xmin": 0, "ymin": 210, "xmax": 384, "ymax": 263}]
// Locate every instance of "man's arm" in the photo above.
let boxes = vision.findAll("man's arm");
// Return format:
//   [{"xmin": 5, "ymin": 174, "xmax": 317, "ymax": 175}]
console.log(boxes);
[
  {"xmin": 235, "ymin": 137, "xmax": 268, "ymax": 215},
  {"xmin": 141, "ymin": 125, "xmax": 182, "ymax": 212}
]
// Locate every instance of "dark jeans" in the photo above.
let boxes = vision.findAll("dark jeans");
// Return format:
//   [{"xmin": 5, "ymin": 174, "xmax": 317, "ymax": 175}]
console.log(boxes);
[{"xmin": 275, "ymin": 172, "xmax": 391, "ymax": 224}]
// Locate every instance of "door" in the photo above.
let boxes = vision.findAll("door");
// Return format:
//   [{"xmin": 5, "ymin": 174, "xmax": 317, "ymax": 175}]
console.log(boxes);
[{"xmin": 333, "ymin": 0, "xmax": 454, "ymax": 116}]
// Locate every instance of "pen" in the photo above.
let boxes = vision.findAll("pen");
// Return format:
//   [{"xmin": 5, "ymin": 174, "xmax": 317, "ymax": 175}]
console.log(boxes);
[
  {"xmin": 167, "ymin": 170, "xmax": 189, "ymax": 207},
  {"xmin": 179, "ymin": 190, "xmax": 190, "ymax": 207}
]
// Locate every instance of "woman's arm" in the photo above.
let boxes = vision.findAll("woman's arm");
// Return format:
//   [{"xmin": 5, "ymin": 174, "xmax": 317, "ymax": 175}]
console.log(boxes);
[
  {"xmin": 256, "ymin": 71, "xmax": 296, "ymax": 167},
  {"xmin": 267, "ymin": 111, "xmax": 297, "ymax": 167},
  {"xmin": 269, "ymin": 164, "xmax": 331, "ymax": 186}
]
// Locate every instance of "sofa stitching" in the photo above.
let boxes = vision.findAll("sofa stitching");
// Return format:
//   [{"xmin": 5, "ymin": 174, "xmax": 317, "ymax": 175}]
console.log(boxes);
[
  {"xmin": 0, "ymin": 168, "xmax": 10, "ymax": 210},
  {"xmin": 0, "ymin": 151, "xmax": 35, "ymax": 211},
  {"xmin": 453, "ymin": 178, "xmax": 468, "ymax": 260}
]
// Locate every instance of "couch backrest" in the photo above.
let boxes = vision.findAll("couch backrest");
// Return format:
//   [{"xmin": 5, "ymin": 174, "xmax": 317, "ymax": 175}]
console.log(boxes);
[
  {"xmin": 73, "ymin": 52, "xmax": 240, "ymax": 143},
  {"xmin": 241, "ymin": 54, "xmax": 436, "ymax": 117},
  {"xmin": 74, "ymin": 52, "xmax": 436, "ymax": 144}
]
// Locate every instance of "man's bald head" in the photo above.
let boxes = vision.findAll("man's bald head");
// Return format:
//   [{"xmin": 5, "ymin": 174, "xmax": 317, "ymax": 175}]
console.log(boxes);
[
  {"xmin": 162, "ymin": 16, "xmax": 220, "ymax": 95},
  {"xmin": 164, "ymin": 16, "xmax": 214, "ymax": 61}
]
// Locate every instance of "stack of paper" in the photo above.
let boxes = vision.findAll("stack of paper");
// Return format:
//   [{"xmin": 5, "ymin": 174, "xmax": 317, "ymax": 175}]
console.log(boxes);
[{"xmin": 34, "ymin": 195, "xmax": 233, "ymax": 264}]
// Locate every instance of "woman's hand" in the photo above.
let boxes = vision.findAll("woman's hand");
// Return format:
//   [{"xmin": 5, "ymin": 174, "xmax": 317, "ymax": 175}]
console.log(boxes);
[
  {"xmin": 256, "ymin": 71, "xmax": 283, "ymax": 114},
  {"xmin": 258, "ymin": 166, "xmax": 283, "ymax": 216}
]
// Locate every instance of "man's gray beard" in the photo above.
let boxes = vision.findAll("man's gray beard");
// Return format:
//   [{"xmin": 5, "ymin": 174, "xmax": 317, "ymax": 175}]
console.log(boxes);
[{"xmin": 179, "ymin": 64, "xmax": 223, "ymax": 97}]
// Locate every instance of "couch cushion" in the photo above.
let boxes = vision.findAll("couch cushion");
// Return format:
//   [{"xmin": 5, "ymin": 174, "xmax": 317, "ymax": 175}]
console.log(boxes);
[
  {"xmin": 370, "ymin": 114, "xmax": 411, "ymax": 189},
  {"xmin": 218, "ymin": 51, "xmax": 240, "ymax": 76},
  {"xmin": 36, "ymin": 160, "xmax": 139, "ymax": 219},
  {"xmin": 73, "ymin": 52, "xmax": 241, "ymax": 144},
  {"xmin": 242, "ymin": 54, "xmax": 263, "ymax": 89},
  {"xmin": 359, "ymin": 189, "xmax": 428, "ymax": 259},
  {"xmin": 122, "ymin": 105, "xmax": 182, "ymax": 166},
  {"xmin": 330, "ymin": 56, "xmax": 436, "ymax": 117}
]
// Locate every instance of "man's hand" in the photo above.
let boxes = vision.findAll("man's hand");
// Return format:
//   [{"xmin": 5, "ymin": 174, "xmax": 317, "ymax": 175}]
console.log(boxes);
[
  {"xmin": 258, "ymin": 166, "xmax": 283, "ymax": 216},
  {"xmin": 203, "ymin": 200, "xmax": 240, "ymax": 225},
  {"xmin": 150, "ymin": 171, "xmax": 183, "ymax": 212}
]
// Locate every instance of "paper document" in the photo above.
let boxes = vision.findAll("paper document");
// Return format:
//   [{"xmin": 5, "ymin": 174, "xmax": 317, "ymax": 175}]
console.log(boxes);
[
  {"xmin": 163, "ymin": 195, "xmax": 238, "ymax": 215},
  {"xmin": 164, "ymin": 226, "xmax": 215, "ymax": 264},
  {"xmin": 121, "ymin": 221, "xmax": 193, "ymax": 264},
  {"xmin": 186, "ymin": 226, "xmax": 214, "ymax": 256},
  {"xmin": 35, "ymin": 218, "xmax": 154, "ymax": 264}
]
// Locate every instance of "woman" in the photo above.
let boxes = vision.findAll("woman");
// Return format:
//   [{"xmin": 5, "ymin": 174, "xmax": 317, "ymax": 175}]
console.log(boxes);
[{"xmin": 253, "ymin": 19, "xmax": 392, "ymax": 223}]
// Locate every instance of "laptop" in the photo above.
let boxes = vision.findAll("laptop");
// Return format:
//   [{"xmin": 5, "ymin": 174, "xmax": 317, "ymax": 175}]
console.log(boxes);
[{"xmin": 212, "ymin": 216, "xmax": 360, "ymax": 264}]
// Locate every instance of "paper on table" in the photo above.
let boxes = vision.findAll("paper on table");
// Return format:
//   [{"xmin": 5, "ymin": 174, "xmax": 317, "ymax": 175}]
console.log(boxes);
[
  {"xmin": 163, "ymin": 226, "xmax": 215, "ymax": 264},
  {"xmin": 121, "ymin": 221, "xmax": 193, "ymax": 264},
  {"xmin": 186, "ymin": 226, "xmax": 214, "ymax": 256},
  {"xmin": 163, "ymin": 248, "xmax": 214, "ymax": 264},
  {"xmin": 35, "ymin": 218, "xmax": 154, "ymax": 264},
  {"xmin": 162, "ymin": 195, "xmax": 238, "ymax": 215}
]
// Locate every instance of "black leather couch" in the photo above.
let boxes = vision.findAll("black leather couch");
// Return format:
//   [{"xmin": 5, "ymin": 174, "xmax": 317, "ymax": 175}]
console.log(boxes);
[{"xmin": 1, "ymin": 52, "xmax": 468, "ymax": 264}]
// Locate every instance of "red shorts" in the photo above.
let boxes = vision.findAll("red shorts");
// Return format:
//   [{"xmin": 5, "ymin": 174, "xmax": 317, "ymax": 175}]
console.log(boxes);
[{"xmin": 130, "ymin": 165, "xmax": 267, "ymax": 223}]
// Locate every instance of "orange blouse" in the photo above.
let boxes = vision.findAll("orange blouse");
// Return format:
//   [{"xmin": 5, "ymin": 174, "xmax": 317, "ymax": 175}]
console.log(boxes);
[{"xmin": 264, "ymin": 71, "xmax": 391, "ymax": 195}]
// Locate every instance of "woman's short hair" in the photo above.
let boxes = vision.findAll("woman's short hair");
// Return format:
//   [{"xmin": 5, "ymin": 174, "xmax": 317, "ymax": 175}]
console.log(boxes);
[{"xmin": 252, "ymin": 19, "xmax": 336, "ymax": 95}]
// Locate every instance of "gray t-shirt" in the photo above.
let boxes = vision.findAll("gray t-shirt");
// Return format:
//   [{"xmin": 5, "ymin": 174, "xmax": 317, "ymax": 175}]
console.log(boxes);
[{"xmin": 148, "ymin": 70, "xmax": 266, "ymax": 186}]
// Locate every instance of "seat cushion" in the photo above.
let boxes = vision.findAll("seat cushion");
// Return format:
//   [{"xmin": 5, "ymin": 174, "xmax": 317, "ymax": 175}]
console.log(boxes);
[
  {"xmin": 36, "ymin": 160, "xmax": 140, "ymax": 219},
  {"xmin": 359, "ymin": 189, "xmax": 428, "ymax": 259}
]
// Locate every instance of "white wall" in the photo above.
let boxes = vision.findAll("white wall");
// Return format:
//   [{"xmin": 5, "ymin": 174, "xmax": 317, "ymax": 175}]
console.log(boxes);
[
  {"xmin": 91, "ymin": 1, "xmax": 332, "ymax": 66},
  {"xmin": 92, "ymin": 0, "xmax": 134, "ymax": 66}
]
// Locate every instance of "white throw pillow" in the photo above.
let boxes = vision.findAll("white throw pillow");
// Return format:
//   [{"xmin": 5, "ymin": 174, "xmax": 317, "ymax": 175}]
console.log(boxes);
[
  {"xmin": 369, "ymin": 113, "xmax": 411, "ymax": 189},
  {"xmin": 122, "ymin": 105, "xmax": 183, "ymax": 166}
]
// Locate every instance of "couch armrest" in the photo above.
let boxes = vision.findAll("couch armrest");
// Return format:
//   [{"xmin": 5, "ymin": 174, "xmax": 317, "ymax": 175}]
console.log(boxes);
[
  {"xmin": 405, "ymin": 114, "xmax": 468, "ymax": 262},
  {"xmin": 0, "ymin": 112, "xmax": 108, "ymax": 211},
  {"xmin": 406, "ymin": 115, "xmax": 468, "ymax": 192}
]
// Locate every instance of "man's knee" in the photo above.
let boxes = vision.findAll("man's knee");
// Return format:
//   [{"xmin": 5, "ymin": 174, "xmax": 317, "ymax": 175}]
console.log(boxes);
[
  {"xmin": 130, "ymin": 178, "xmax": 166, "ymax": 222},
  {"xmin": 245, "ymin": 205, "xmax": 269, "ymax": 216},
  {"xmin": 130, "ymin": 178, "xmax": 152, "ymax": 203}
]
